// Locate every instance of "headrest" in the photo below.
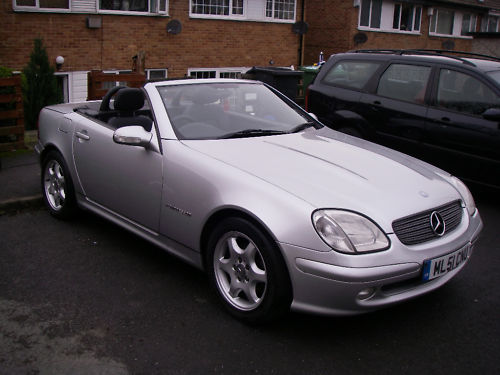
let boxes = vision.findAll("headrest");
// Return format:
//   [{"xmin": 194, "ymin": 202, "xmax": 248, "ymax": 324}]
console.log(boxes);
[{"xmin": 114, "ymin": 88, "xmax": 145, "ymax": 112}]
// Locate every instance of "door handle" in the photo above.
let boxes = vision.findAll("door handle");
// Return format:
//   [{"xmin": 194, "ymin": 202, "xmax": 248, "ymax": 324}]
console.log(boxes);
[
  {"xmin": 75, "ymin": 131, "xmax": 90, "ymax": 141},
  {"xmin": 440, "ymin": 117, "xmax": 451, "ymax": 122},
  {"xmin": 373, "ymin": 100, "xmax": 381, "ymax": 105}
]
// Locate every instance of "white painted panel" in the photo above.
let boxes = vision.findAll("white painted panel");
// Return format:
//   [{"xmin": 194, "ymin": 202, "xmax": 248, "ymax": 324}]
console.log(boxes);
[
  {"xmin": 71, "ymin": 0, "xmax": 97, "ymax": 13},
  {"xmin": 69, "ymin": 71, "xmax": 89, "ymax": 102}
]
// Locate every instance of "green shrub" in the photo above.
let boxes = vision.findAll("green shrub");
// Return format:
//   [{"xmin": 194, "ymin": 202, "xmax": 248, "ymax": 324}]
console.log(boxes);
[{"xmin": 22, "ymin": 39, "xmax": 59, "ymax": 130}]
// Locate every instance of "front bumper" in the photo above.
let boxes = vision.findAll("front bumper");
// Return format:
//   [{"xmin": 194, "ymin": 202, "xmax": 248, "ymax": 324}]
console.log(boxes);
[{"xmin": 282, "ymin": 209, "xmax": 483, "ymax": 316}]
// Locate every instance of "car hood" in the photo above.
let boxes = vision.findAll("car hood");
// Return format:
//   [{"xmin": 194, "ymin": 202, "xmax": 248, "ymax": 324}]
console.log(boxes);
[{"xmin": 183, "ymin": 128, "xmax": 461, "ymax": 232}]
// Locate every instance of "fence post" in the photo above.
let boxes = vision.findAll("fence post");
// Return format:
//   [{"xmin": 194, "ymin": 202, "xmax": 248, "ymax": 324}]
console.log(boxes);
[{"xmin": 0, "ymin": 76, "xmax": 25, "ymax": 152}]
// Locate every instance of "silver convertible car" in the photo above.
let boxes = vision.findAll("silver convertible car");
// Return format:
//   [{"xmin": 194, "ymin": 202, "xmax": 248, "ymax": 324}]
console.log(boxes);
[{"xmin": 36, "ymin": 79, "xmax": 483, "ymax": 323}]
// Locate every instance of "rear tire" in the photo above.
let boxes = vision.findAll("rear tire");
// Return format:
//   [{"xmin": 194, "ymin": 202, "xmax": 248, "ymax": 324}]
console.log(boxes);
[
  {"xmin": 206, "ymin": 217, "xmax": 292, "ymax": 324},
  {"xmin": 41, "ymin": 151, "xmax": 77, "ymax": 219}
]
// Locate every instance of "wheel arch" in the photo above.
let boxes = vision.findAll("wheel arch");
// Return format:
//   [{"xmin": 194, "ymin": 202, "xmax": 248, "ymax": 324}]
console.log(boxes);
[{"xmin": 199, "ymin": 208, "xmax": 288, "ymax": 277}]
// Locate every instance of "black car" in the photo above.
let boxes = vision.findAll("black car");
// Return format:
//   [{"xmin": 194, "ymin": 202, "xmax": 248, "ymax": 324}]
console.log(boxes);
[{"xmin": 306, "ymin": 49, "xmax": 500, "ymax": 189}]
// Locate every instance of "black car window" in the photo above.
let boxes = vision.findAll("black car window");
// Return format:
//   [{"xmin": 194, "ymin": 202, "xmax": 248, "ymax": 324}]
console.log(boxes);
[
  {"xmin": 323, "ymin": 61, "xmax": 380, "ymax": 89},
  {"xmin": 437, "ymin": 69, "xmax": 500, "ymax": 115},
  {"xmin": 377, "ymin": 64, "xmax": 431, "ymax": 104}
]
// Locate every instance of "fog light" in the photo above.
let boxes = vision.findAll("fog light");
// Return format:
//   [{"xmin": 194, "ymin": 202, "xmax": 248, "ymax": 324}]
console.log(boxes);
[{"xmin": 357, "ymin": 288, "xmax": 376, "ymax": 300}]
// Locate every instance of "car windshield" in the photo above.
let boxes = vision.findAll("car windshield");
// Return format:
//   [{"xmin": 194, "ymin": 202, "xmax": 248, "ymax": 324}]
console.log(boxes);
[
  {"xmin": 486, "ymin": 70, "xmax": 500, "ymax": 86},
  {"xmin": 157, "ymin": 82, "xmax": 315, "ymax": 140}
]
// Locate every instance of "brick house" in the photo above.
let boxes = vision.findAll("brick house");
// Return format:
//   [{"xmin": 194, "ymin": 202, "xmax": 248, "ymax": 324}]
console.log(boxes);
[
  {"xmin": 303, "ymin": 0, "xmax": 500, "ymax": 65},
  {"xmin": 0, "ymin": 0, "xmax": 304, "ymax": 102}
]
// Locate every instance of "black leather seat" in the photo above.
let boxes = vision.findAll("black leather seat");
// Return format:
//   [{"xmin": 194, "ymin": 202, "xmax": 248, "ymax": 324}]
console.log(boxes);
[{"xmin": 108, "ymin": 88, "xmax": 152, "ymax": 131}]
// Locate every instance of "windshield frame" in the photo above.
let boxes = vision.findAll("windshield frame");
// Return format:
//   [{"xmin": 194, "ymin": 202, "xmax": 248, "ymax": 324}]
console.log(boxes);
[{"xmin": 156, "ymin": 80, "xmax": 322, "ymax": 141}]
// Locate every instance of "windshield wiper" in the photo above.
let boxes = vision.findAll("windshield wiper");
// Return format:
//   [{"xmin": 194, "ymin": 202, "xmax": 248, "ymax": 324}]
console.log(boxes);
[
  {"xmin": 220, "ymin": 129, "xmax": 288, "ymax": 139},
  {"xmin": 289, "ymin": 121, "xmax": 316, "ymax": 133}
]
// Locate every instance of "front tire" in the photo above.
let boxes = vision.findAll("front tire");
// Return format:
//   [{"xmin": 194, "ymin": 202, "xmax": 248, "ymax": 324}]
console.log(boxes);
[
  {"xmin": 206, "ymin": 217, "xmax": 292, "ymax": 323},
  {"xmin": 41, "ymin": 151, "xmax": 77, "ymax": 219}
]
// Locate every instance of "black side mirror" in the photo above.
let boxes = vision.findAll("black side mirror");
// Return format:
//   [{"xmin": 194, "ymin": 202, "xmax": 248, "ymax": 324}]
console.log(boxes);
[{"xmin": 482, "ymin": 108, "xmax": 500, "ymax": 121}]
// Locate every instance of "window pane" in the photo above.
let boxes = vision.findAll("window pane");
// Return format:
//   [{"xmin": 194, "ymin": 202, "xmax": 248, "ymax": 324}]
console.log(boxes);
[
  {"xmin": 360, "ymin": 0, "xmax": 371, "ymax": 27},
  {"xmin": 370, "ymin": 0, "xmax": 382, "ymax": 28},
  {"xmin": 413, "ymin": 7, "xmax": 421, "ymax": 31},
  {"xmin": 400, "ymin": 4, "xmax": 413, "ymax": 31},
  {"xmin": 192, "ymin": 0, "xmax": 229, "ymax": 15},
  {"xmin": 430, "ymin": 13, "xmax": 437, "ymax": 33},
  {"xmin": 487, "ymin": 16, "xmax": 498, "ymax": 32},
  {"xmin": 436, "ymin": 10, "xmax": 454, "ymax": 35},
  {"xmin": 39, "ymin": 0, "xmax": 69, "ymax": 8},
  {"xmin": 101, "ymin": 0, "xmax": 147, "ymax": 11},
  {"xmin": 232, "ymin": 0, "xmax": 243, "ymax": 15},
  {"xmin": 461, "ymin": 14, "xmax": 470, "ymax": 35},
  {"xmin": 274, "ymin": 0, "xmax": 295, "ymax": 20},
  {"xmin": 393, "ymin": 4, "xmax": 401, "ymax": 29},
  {"xmin": 437, "ymin": 70, "xmax": 500, "ymax": 115},
  {"xmin": 323, "ymin": 61, "xmax": 380, "ymax": 89},
  {"xmin": 16, "ymin": 0, "xmax": 36, "ymax": 6},
  {"xmin": 377, "ymin": 64, "xmax": 431, "ymax": 104}
]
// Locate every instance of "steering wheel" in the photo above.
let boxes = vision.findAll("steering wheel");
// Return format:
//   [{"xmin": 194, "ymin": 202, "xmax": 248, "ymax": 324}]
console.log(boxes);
[{"xmin": 99, "ymin": 86, "xmax": 127, "ymax": 112}]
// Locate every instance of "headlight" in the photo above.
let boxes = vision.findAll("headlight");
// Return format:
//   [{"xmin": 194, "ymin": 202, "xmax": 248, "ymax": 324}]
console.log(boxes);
[
  {"xmin": 449, "ymin": 176, "xmax": 476, "ymax": 216},
  {"xmin": 312, "ymin": 210, "xmax": 390, "ymax": 254}
]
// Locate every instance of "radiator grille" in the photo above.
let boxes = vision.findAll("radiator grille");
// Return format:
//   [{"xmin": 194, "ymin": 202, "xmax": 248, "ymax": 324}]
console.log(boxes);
[{"xmin": 392, "ymin": 201, "xmax": 463, "ymax": 245}]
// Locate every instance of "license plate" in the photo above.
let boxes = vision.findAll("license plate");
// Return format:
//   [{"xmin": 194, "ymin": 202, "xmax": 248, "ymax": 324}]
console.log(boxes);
[{"xmin": 422, "ymin": 245, "xmax": 471, "ymax": 281}]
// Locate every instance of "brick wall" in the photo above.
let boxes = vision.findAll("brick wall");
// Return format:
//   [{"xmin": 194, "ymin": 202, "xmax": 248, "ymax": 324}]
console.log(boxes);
[
  {"xmin": 0, "ymin": 1, "xmax": 303, "ymax": 78},
  {"xmin": 303, "ymin": 0, "xmax": 473, "ymax": 65}
]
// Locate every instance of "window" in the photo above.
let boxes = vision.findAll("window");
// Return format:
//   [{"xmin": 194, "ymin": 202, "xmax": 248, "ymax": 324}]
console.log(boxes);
[
  {"xmin": 15, "ymin": 0, "xmax": 69, "ymax": 9},
  {"xmin": 191, "ymin": 0, "xmax": 243, "ymax": 16},
  {"xmin": 430, "ymin": 9, "xmax": 455, "ymax": 35},
  {"xmin": 481, "ymin": 15, "xmax": 499, "ymax": 32},
  {"xmin": 188, "ymin": 67, "xmax": 248, "ymax": 79},
  {"xmin": 146, "ymin": 69, "xmax": 168, "ymax": 81},
  {"xmin": 437, "ymin": 70, "xmax": 500, "ymax": 115},
  {"xmin": 100, "ymin": 0, "xmax": 167, "ymax": 13},
  {"xmin": 377, "ymin": 64, "xmax": 431, "ymax": 104},
  {"xmin": 461, "ymin": 14, "xmax": 477, "ymax": 35},
  {"xmin": 359, "ymin": 0, "xmax": 382, "ymax": 29},
  {"xmin": 393, "ymin": 3, "xmax": 422, "ymax": 32},
  {"xmin": 266, "ymin": 0, "xmax": 295, "ymax": 20},
  {"xmin": 323, "ymin": 61, "xmax": 380, "ymax": 90},
  {"xmin": 189, "ymin": 0, "xmax": 295, "ymax": 22}
]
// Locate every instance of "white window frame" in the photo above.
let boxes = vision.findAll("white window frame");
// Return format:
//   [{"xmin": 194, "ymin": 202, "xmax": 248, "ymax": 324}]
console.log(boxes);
[
  {"xmin": 358, "ymin": 0, "xmax": 382, "ymax": 30},
  {"xmin": 481, "ymin": 15, "xmax": 499, "ymax": 33},
  {"xmin": 461, "ymin": 13, "xmax": 477, "ymax": 36},
  {"xmin": 146, "ymin": 68, "xmax": 168, "ymax": 81},
  {"xmin": 189, "ymin": 0, "xmax": 296, "ymax": 23},
  {"xmin": 54, "ymin": 72, "xmax": 70, "ymax": 103},
  {"xmin": 13, "ymin": 0, "xmax": 71, "ymax": 13},
  {"xmin": 358, "ymin": 0, "xmax": 421, "ymax": 35},
  {"xmin": 98, "ymin": 0, "xmax": 168, "ymax": 16},
  {"xmin": 265, "ymin": 0, "xmax": 296, "ymax": 21},
  {"xmin": 187, "ymin": 67, "xmax": 250, "ymax": 79},
  {"xmin": 189, "ymin": 0, "xmax": 245, "ymax": 20},
  {"xmin": 392, "ymin": 3, "xmax": 422, "ymax": 32},
  {"xmin": 429, "ymin": 8, "xmax": 474, "ymax": 38}
]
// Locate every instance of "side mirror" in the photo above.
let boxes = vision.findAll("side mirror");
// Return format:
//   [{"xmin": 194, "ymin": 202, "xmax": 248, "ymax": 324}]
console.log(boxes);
[
  {"xmin": 113, "ymin": 126, "xmax": 152, "ymax": 147},
  {"xmin": 482, "ymin": 108, "xmax": 500, "ymax": 122}
]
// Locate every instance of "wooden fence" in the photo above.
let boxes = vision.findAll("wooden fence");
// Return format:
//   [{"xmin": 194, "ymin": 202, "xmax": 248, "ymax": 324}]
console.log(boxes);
[
  {"xmin": 0, "ymin": 76, "xmax": 24, "ymax": 152},
  {"xmin": 87, "ymin": 70, "xmax": 146, "ymax": 100}
]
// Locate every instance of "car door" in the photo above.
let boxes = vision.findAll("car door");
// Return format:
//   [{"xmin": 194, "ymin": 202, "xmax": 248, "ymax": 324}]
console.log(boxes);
[
  {"xmin": 426, "ymin": 68, "xmax": 500, "ymax": 187},
  {"xmin": 72, "ymin": 116, "xmax": 163, "ymax": 231},
  {"xmin": 359, "ymin": 62, "xmax": 432, "ymax": 160}
]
